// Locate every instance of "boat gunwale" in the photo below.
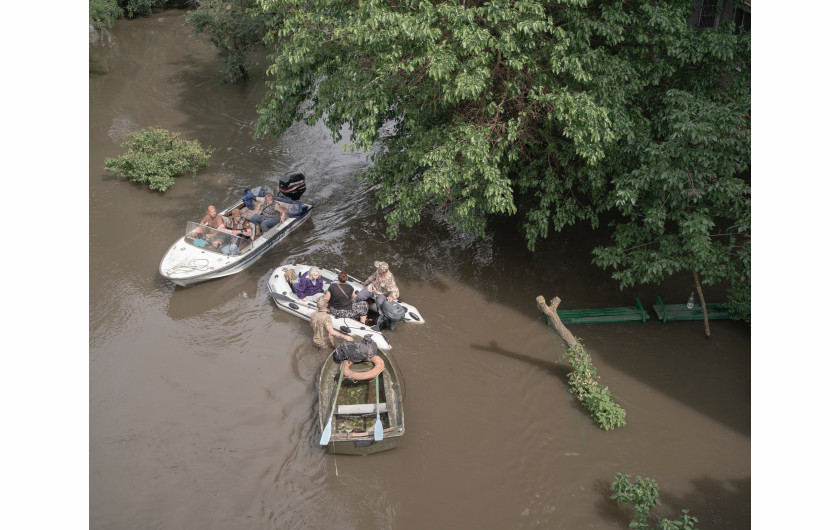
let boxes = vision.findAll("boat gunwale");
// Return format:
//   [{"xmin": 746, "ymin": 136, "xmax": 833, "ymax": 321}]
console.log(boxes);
[{"xmin": 317, "ymin": 349, "xmax": 405, "ymax": 453}]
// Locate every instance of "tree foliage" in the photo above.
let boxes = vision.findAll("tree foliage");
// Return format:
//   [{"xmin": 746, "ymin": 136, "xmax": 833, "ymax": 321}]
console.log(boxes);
[
  {"xmin": 90, "ymin": 0, "xmax": 123, "ymax": 32},
  {"xmin": 89, "ymin": 0, "xmax": 170, "ymax": 31},
  {"xmin": 254, "ymin": 0, "xmax": 749, "ymax": 311},
  {"xmin": 186, "ymin": 0, "xmax": 267, "ymax": 82},
  {"xmin": 104, "ymin": 127, "xmax": 214, "ymax": 192}
]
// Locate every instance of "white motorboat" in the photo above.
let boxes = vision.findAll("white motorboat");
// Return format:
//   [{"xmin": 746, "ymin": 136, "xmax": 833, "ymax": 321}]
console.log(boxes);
[
  {"xmin": 160, "ymin": 182, "xmax": 313, "ymax": 286},
  {"xmin": 267, "ymin": 264, "xmax": 425, "ymax": 351}
]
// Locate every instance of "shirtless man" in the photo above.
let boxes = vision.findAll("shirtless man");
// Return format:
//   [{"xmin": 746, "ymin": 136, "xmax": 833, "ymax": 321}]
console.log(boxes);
[
  {"xmin": 190, "ymin": 205, "xmax": 227, "ymax": 240},
  {"xmin": 199, "ymin": 205, "xmax": 226, "ymax": 230}
]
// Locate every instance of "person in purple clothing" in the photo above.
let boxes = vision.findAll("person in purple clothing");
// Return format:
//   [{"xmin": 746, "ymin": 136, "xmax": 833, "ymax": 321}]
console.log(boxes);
[{"xmin": 293, "ymin": 266, "xmax": 325, "ymax": 302}]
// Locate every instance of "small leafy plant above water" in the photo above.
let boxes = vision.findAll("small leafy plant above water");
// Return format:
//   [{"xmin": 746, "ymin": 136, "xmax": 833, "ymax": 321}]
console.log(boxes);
[
  {"xmin": 104, "ymin": 127, "xmax": 214, "ymax": 192},
  {"xmin": 610, "ymin": 472, "xmax": 699, "ymax": 529}
]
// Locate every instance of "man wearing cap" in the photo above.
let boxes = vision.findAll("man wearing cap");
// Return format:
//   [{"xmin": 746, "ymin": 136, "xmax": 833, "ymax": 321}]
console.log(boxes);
[
  {"xmin": 222, "ymin": 208, "xmax": 253, "ymax": 239},
  {"xmin": 310, "ymin": 296, "xmax": 353, "ymax": 349},
  {"xmin": 354, "ymin": 261, "xmax": 400, "ymax": 309}
]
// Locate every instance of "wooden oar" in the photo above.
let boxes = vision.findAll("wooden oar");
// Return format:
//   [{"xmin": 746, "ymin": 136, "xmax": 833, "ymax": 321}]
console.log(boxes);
[
  {"xmin": 320, "ymin": 360, "xmax": 347, "ymax": 446},
  {"xmin": 374, "ymin": 374, "xmax": 384, "ymax": 441}
]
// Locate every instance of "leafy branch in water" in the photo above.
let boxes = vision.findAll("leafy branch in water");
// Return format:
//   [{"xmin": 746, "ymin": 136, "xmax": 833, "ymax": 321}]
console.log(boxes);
[
  {"xmin": 104, "ymin": 127, "xmax": 213, "ymax": 192},
  {"xmin": 565, "ymin": 343, "xmax": 627, "ymax": 431},
  {"xmin": 611, "ymin": 472, "xmax": 699, "ymax": 529},
  {"xmin": 536, "ymin": 296, "xmax": 626, "ymax": 430}
]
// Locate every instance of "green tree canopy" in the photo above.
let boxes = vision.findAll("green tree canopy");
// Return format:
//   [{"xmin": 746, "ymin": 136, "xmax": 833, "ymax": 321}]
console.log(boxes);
[
  {"xmin": 254, "ymin": 0, "xmax": 749, "ymax": 313},
  {"xmin": 89, "ymin": 0, "xmax": 169, "ymax": 32},
  {"xmin": 186, "ymin": 0, "xmax": 268, "ymax": 82}
]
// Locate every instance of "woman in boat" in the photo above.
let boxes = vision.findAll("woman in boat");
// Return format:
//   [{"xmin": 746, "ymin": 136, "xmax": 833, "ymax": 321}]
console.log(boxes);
[
  {"xmin": 294, "ymin": 266, "xmax": 325, "ymax": 302},
  {"xmin": 310, "ymin": 296, "xmax": 352, "ymax": 349},
  {"xmin": 354, "ymin": 261, "xmax": 399, "ymax": 310},
  {"xmin": 324, "ymin": 271, "xmax": 369, "ymax": 323},
  {"xmin": 248, "ymin": 193, "xmax": 288, "ymax": 236},
  {"xmin": 222, "ymin": 208, "xmax": 253, "ymax": 239}
]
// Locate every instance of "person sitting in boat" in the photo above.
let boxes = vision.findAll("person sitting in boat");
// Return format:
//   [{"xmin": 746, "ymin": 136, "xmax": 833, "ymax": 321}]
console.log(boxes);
[
  {"xmin": 200, "ymin": 205, "xmax": 226, "ymax": 230},
  {"xmin": 354, "ymin": 261, "xmax": 399, "ymax": 310},
  {"xmin": 203, "ymin": 231, "xmax": 228, "ymax": 250},
  {"xmin": 247, "ymin": 193, "xmax": 288, "ymax": 236},
  {"xmin": 190, "ymin": 205, "xmax": 226, "ymax": 239},
  {"xmin": 222, "ymin": 208, "xmax": 253, "ymax": 240},
  {"xmin": 324, "ymin": 271, "xmax": 369, "ymax": 323},
  {"xmin": 293, "ymin": 266, "xmax": 325, "ymax": 302},
  {"xmin": 310, "ymin": 296, "xmax": 352, "ymax": 349}
]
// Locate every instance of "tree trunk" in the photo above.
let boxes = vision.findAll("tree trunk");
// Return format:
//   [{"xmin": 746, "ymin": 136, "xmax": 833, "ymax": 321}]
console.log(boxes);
[
  {"xmin": 692, "ymin": 270, "xmax": 711, "ymax": 337},
  {"xmin": 536, "ymin": 296, "xmax": 578, "ymax": 348}
]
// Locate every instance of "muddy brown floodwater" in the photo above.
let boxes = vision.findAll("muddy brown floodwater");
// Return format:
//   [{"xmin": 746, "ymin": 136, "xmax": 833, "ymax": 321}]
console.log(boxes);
[{"xmin": 90, "ymin": 10, "xmax": 750, "ymax": 529}]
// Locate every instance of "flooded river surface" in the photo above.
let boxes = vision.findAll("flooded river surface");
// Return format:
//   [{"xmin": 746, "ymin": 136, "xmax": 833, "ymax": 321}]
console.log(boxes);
[{"xmin": 89, "ymin": 10, "xmax": 750, "ymax": 529}]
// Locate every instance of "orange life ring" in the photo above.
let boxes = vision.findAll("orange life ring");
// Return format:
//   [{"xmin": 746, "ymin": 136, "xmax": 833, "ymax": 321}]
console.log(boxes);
[{"xmin": 343, "ymin": 355, "xmax": 385, "ymax": 381}]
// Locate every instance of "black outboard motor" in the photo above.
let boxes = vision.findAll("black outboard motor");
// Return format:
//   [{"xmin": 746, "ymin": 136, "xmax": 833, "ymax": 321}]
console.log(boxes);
[
  {"xmin": 278, "ymin": 171, "xmax": 306, "ymax": 201},
  {"xmin": 377, "ymin": 300, "xmax": 406, "ymax": 332}
]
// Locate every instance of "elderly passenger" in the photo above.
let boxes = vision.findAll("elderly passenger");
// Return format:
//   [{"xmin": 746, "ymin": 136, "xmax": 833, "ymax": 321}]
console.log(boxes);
[{"xmin": 293, "ymin": 266, "xmax": 325, "ymax": 302}]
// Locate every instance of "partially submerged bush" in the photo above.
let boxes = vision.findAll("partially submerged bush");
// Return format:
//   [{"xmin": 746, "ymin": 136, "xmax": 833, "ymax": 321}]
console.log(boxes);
[
  {"xmin": 104, "ymin": 127, "xmax": 213, "ymax": 192},
  {"xmin": 610, "ymin": 472, "xmax": 699, "ymax": 529},
  {"xmin": 565, "ymin": 343, "xmax": 626, "ymax": 430}
]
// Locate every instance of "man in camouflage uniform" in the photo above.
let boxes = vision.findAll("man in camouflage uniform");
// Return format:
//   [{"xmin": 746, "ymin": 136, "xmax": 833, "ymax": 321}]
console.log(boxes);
[
  {"xmin": 354, "ymin": 261, "xmax": 400, "ymax": 309},
  {"xmin": 310, "ymin": 297, "xmax": 352, "ymax": 349}
]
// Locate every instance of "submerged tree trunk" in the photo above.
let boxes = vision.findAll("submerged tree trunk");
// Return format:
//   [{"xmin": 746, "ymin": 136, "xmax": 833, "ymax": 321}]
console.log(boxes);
[
  {"xmin": 535, "ymin": 295, "xmax": 627, "ymax": 430},
  {"xmin": 536, "ymin": 296, "xmax": 578, "ymax": 348},
  {"xmin": 692, "ymin": 270, "xmax": 711, "ymax": 337}
]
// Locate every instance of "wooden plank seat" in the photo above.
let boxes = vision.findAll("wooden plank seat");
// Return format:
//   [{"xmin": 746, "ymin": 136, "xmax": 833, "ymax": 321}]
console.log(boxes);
[
  {"xmin": 555, "ymin": 298, "xmax": 649, "ymax": 324},
  {"xmin": 653, "ymin": 296, "xmax": 731, "ymax": 323},
  {"xmin": 336, "ymin": 403, "xmax": 390, "ymax": 415}
]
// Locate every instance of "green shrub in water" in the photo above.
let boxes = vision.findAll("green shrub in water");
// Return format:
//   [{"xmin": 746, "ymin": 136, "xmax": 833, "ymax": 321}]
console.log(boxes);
[
  {"xmin": 104, "ymin": 127, "xmax": 213, "ymax": 192},
  {"xmin": 610, "ymin": 473, "xmax": 699, "ymax": 530},
  {"xmin": 565, "ymin": 343, "xmax": 626, "ymax": 430}
]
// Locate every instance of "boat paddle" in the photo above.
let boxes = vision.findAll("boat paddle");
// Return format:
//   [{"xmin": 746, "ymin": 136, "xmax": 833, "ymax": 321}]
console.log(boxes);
[
  {"xmin": 374, "ymin": 374, "xmax": 384, "ymax": 441},
  {"xmin": 320, "ymin": 360, "xmax": 347, "ymax": 446}
]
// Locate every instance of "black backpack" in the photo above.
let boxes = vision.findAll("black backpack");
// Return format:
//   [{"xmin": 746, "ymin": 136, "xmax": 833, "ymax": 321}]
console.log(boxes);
[{"xmin": 333, "ymin": 334, "xmax": 377, "ymax": 363}]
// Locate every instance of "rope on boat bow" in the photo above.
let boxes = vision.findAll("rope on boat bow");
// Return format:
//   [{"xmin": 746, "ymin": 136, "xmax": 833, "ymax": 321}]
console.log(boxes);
[{"xmin": 164, "ymin": 259, "xmax": 211, "ymax": 275}]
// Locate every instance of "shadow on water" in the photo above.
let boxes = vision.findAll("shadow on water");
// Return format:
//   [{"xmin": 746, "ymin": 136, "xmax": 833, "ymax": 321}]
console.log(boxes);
[
  {"xmin": 471, "ymin": 339, "xmax": 570, "ymax": 378},
  {"xmin": 461, "ymin": 217, "xmax": 751, "ymax": 438},
  {"xmin": 593, "ymin": 475, "xmax": 750, "ymax": 529}
]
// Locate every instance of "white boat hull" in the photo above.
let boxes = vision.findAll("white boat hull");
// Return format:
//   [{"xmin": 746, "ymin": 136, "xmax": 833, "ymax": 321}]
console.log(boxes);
[
  {"xmin": 267, "ymin": 264, "xmax": 425, "ymax": 351},
  {"xmin": 159, "ymin": 192, "xmax": 313, "ymax": 287}
]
